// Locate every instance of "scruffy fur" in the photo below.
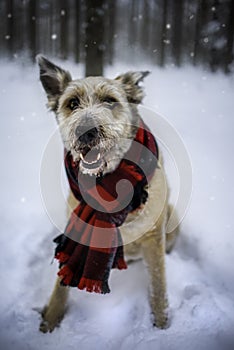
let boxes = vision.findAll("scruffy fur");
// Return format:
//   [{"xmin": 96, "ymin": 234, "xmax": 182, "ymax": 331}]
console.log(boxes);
[{"xmin": 37, "ymin": 55, "xmax": 178, "ymax": 333}]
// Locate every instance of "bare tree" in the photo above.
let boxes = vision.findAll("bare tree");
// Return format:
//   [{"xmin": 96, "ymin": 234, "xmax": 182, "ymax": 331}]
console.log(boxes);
[
  {"xmin": 225, "ymin": 0, "xmax": 234, "ymax": 73},
  {"xmin": 171, "ymin": 0, "xmax": 184, "ymax": 66},
  {"xmin": 74, "ymin": 0, "xmax": 81, "ymax": 63},
  {"xmin": 160, "ymin": 0, "xmax": 168, "ymax": 66},
  {"xmin": 6, "ymin": 0, "xmax": 14, "ymax": 57},
  {"xmin": 106, "ymin": 0, "xmax": 116, "ymax": 65},
  {"xmin": 85, "ymin": 0, "xmax": 107, "ymax": 76},
  {"xmin": 60, "ymin": 0, "xmax": 68, "ymax": 60},
  {"xmin": 28, "ymin": 0, "xmax": 37, "ymax": 61}
]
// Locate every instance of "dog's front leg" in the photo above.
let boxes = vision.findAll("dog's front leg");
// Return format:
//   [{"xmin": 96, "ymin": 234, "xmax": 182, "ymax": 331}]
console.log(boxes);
[
  {"xmin": 40, "ymin": 277, "xmax": 69, "ymax": 333},
  {"xmin": 142, "ymin": 228, "xmax": 168, "ymax": 329}
]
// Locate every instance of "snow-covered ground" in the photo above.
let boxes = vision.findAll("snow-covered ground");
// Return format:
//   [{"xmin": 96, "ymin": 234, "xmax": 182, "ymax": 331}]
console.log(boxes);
[{"xmin": 0, "ymin": 59, "xmax": 234, "ymax": 350}]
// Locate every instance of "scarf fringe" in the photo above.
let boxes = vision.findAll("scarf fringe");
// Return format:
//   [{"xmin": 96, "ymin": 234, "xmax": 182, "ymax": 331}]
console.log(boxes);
[
  {"xmin": 78, "ymin": 277, "xmax": 110, "ymax": 294},
  {"xmin": 55, "ymin": 251, "xmax": 70, "ymax": 263},
  {"xmin": 115, "ymin": 258, "xmax": 127, "ymax": 270},
  {"xmin": 58, "ymin": 265, "xmax": 73, "ymax": 285}
]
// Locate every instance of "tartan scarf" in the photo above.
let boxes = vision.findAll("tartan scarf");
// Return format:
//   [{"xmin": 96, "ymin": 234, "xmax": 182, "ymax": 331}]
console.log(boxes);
[{"xmin": 54, "ymin": 119, "xmax": 158, "ymax": 294}]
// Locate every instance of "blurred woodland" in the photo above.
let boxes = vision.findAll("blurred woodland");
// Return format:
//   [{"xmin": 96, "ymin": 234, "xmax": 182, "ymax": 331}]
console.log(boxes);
[{"xmin": 0, "ymin": 0, "xmax": 233, "ymax": 75}]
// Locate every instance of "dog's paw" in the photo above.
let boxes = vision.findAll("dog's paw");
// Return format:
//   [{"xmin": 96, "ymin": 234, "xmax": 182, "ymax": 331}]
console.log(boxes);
[
  {"xmin": 39, "ymin": 306, "xmax": 64, "ymax": 333},
  {"xmin": 152, "ymin": 311, "xmax": 170, "ymax": 329}
]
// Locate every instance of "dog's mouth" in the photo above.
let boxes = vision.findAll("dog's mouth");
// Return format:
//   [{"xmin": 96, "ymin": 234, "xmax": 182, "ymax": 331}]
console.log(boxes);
[{"xmin": 79, "ymin": 147, "xmax": 105, "ymax": 175}]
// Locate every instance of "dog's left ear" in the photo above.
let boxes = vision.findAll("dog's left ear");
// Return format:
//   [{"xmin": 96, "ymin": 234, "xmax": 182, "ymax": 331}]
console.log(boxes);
[
  {"xmin": 115, "ymin": 71, "xmax": 150, "ymax": 104},
  {"xmin": 36, "ymin": 55, "xmax": 72, "ymax": 111}
]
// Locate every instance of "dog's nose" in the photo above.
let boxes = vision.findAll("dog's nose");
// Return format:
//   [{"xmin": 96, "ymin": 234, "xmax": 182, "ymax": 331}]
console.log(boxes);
[{"xmin": 76, "ymin": 126, "xmax": 98, "ymax": 144}]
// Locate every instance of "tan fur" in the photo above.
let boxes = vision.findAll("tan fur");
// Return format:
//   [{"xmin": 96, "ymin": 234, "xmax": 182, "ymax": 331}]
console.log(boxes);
[{"xmin": 37, "ymin": 56, "xmax": 179, "ymax": 333}]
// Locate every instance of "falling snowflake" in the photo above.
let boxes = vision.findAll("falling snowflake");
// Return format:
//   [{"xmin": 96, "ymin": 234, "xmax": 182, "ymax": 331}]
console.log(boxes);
[
  {"xmin": 5, "ymin": 35, "xmax": 10, "ymax": 40},
  {"xmin": 190, "ymin": 52, "xmax": 194, "ymax": 57},
  {"xmin": 51, "ymin": 34, "xmax": 57, "ymax": 40},
  {"xmin": 21, "ymin": 197, "xmax": 26, "ymax": 203},
  {"xmin": 203, "ymin": 37, "xmax": 209, "ymax": 43},
  {"xmin": 166, "ymin": 23, "xmax": 171, "ymax": 29},
  {"xmin": 7, "ymin": 13, "xmax": 12, "ymax": 18},
  {"xmin": 61, "ymin": 9, "xmax": 66, "ymax": 16}
]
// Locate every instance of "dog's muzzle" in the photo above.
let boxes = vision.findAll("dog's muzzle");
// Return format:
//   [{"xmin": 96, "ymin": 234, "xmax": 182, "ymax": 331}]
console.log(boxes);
[{"xmin": 74, "ymin": 125, "xmax": 105, "ymax": 174}]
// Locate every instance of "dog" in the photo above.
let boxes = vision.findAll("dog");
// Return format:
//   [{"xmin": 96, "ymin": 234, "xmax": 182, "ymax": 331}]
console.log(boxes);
[{"xmin": 37, "ymin": 55, "xmax": 178, "ymax": 333}]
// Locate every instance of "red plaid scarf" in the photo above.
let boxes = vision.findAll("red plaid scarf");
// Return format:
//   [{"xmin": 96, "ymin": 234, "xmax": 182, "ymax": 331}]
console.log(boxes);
[{"xmin": 54, "ymin": 120, "xmax": 158, "ymax": 294}]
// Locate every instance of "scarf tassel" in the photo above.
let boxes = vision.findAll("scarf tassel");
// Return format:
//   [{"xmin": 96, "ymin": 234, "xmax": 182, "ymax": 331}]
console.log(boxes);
[
  {"xmin": 55, "ymin": 251, "xmax": 70, "ymax": 263},
  {"xmin": 115, "ymin": 258, "xmax": 127, "ymax": 270},
  {"xmin": 58, "ymin": 265, "xmax": 74, "ymax": 285},
  {"xmin": 78, "ymin": 277, "xmax": 110, "ymax": 294}
]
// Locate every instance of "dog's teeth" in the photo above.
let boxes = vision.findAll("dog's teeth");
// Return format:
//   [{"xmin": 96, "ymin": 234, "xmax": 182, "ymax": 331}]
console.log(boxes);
[
  {"xmin": 80, "ymin": 153, "xmax": 84, "ymax": 161},
  {"xmin": 97, "ymin": 153, "xmax": 100, "ymax": 160}
]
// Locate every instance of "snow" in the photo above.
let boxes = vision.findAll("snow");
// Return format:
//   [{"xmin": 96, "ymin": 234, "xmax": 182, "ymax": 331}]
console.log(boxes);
[{"xmin": 0, "ymin": 59, "xmax": 234, "ymax": 350}]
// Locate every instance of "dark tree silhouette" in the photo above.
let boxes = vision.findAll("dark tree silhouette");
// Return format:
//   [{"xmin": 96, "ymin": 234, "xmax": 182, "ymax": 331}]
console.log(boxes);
[
  {"xmin": 74, "ymin": 0, "xmax": 82, "ymax": 63},
  {"xmin": 60, "ymin": 0, "xmax": 68, "ymax": 60},
  {"xmin": 6, "ymin": 0, "xmax": 14, "ymax": 57},
  {"xmin": 160, "ymin": 0, "xmax": 168, "ymax": 66},
  {"xmin": 28, "ymin": 0, "xmax": 37, "ymax": 62},
  {"xmin": 171, "ymin": 0, "xmax": 184, "ymax": 66},
  {"xmin": 106, "ymin": 0, "xmax": 116, "ymax": 65},
  {"xmin": 225, "ymin": 0, "xmax": 234, "ymax": 73},
  {"xmin": 85, "ymin": 0, "xmax": 107, "ymax": 77}
]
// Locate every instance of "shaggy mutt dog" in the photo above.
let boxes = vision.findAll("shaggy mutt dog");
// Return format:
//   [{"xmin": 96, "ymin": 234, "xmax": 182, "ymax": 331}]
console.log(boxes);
[{"xmin": 37, "ymin": 56, "xmax": 178, "ymax": 333}]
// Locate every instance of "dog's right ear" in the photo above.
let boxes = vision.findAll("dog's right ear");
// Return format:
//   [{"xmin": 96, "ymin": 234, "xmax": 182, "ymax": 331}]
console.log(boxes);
[{"xmin": 36, "ymin": 55, "xmax": 72, "ymax": 111}]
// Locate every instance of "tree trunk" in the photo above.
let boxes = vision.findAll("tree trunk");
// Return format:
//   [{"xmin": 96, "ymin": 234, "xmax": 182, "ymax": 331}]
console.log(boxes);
[
  {"xmin": 60, "ymin": 0, "xmax": 68, "ymax": 60},
  {"xmin": 74, "ymin": 0, "xmax": 81, "ymax": 63},
  {"xmin": 159, "ymin": 0, "xmax": 168, "ymax": 67},
  {"xmin": 28, "ymin": 0, "xmax": 37, "ymax": 62},
  {"xmin": 225, "ymin": 0, "xmax": 234, "ymax": 73},
  {"xmin": 171, "ymin": 0, "xmax": 184, "ymax": 66},
  {"xmin": 85, "ymin": 0, "xmax": 106, "ymax": 77}
]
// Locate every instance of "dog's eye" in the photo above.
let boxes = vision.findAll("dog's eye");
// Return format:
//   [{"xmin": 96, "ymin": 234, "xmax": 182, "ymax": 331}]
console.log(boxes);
[
  {"xmin": 68, "ymin": 98, "xmax": 80, "ymax": 111},
  {"xmin": 102, "ymin": 96, "xmax": 118, "ymax": 105}
]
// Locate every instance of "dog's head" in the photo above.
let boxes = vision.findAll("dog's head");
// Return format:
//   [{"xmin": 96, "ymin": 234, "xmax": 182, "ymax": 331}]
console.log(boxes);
[{"xmin": 37, "ymin": 55, "xmax": 149, "ymax": 176}]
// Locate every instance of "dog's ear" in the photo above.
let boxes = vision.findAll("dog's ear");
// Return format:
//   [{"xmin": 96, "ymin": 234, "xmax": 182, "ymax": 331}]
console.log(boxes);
[
  {"xmin": 115, "ymin": 71, "xmax": 150, "ymax": 104},
  {"xmin": 36, "ymin": 55, "xmax": 72, "ymax": 111}
]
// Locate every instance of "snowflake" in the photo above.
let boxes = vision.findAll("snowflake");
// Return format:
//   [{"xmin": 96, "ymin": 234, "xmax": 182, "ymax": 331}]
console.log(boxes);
[
  {"xmin": 5, "ymin": 35, "xmax": 10, "ymax": 40},
  {"xmin": 166, "ymin": 23, "xmax": 171, "ymax": 29},
  {"xmin": 51, "ymin": 34, "xmax": 57, "ymax": 40},
  {"xmin": 203, "ymin": 37, "xmax": 209, "ymax": 43},
  {"xmin": 61, "ymin": 9, "xmax": 66, "ymax": 16}
]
